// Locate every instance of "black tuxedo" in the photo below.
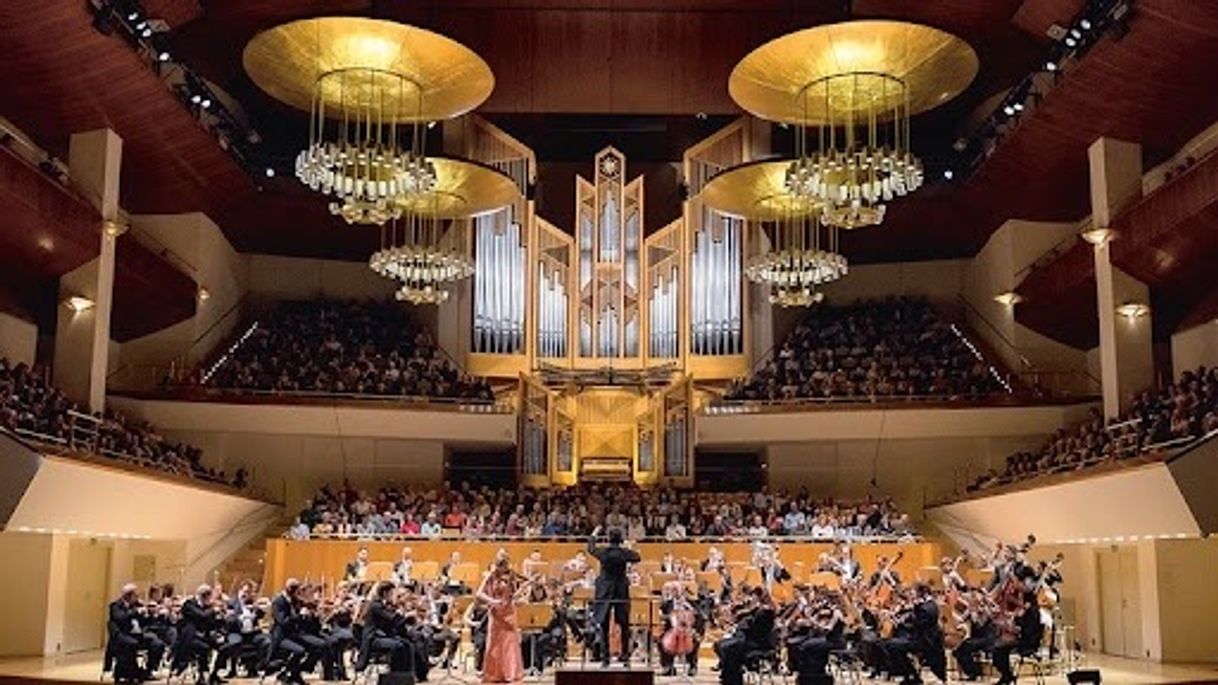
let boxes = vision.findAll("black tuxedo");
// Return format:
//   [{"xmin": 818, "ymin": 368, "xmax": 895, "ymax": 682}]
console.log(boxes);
[
  {"xmin": 173, "ymin": 597, "xmax": 226, "ymax": 679},
  {"xmin": 270, "ymin": 592, "xmax": 330, "ymax": 682},
  {"xmin": 587, "ymin": 536, "xmax": 640, "ymax": 663},
  {"xmin": 106, "ymin": 599, "xmax": 165, "ymax": 680},
  {"xmin": 356, "ymin": 598, "xmax": 413, "ymax": 675}
]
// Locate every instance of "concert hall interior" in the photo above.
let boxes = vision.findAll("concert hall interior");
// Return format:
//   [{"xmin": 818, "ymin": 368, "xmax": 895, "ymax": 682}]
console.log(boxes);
[{"xmin": 3, "ymin": 1, "xmax": 1218, "ymax": 684}]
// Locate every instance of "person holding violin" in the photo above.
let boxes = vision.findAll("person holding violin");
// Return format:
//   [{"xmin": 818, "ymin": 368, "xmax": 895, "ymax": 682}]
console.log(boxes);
[
  {"xmin": 658, "ymin": 581, "xmax": 702, "ymax": 677},
  {"xmin": 714, "ymin": 585, "xmax": 775, "ymax": 685},
  {"xmin": 477, "ymin": 555, "xmax": 529, "ymax": 683},
  {"xmin": 786, "ymin": 587, "xmax": 847, "ymax": 683}
]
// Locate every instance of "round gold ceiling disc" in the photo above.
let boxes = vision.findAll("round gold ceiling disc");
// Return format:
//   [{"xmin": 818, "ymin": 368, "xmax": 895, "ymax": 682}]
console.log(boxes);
[
  {"xmin": 700, "ymin": 160, "xmax": 821, "ymax": 221},
  {"xmin": 728, "ymin": 20, "xmax": 979, "ymax": 124},
  {"xmin": 243, "ymin": 17, "xmax": 494, "ymax": 122},
  {"xmin": 395, "ymin": 157, "xmax": 518, "ymax": 219}
]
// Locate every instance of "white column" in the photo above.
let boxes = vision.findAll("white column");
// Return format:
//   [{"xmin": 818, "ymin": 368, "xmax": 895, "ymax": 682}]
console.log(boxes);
[
  {"xmin": 54, "ymin": 129, "xmax": 122, "ymax": 413},
  {"xmin": 1089, "ymin": 137, "xmax": 1153, "ymax": 419}
]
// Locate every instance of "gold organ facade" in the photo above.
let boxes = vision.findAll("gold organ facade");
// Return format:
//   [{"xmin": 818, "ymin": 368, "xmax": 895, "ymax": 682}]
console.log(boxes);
[{"xmin": 448, "ymin": 117, "xmax": 767, "ymax": 487}]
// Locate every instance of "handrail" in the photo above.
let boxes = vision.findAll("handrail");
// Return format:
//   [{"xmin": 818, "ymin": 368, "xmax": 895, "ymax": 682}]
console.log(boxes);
[
  {"xmin": 701, "ymin": 391, "xmax": 1087, "ymax": 415},
  {"xmin": 955, "ymin": 294, "xmax": 1031, "ymax": 370},
  {"xmin": 289, "ymin": 532, "xmax": 923, "ymax": 544},
  {"xmin": 119, "ymin": 386, "xmax": 514, "ymax": 414},
  {"xmin": 1013, "ymin": 229, "xmax": 1082, "ymax": 283}
]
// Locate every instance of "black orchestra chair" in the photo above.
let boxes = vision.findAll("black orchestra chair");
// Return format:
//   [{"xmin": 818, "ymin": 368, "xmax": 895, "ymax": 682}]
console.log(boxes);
[
  {"xmin": 826, "ymin": 647, "xmax": 864, "ymax": 685},
  {"xmin": 741, "ymin": 633, "xmax": 784, "ymax": 685}
]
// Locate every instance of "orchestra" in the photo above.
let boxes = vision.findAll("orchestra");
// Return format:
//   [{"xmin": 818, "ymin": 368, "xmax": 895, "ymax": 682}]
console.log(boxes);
[{"xmin": 102, "ymin": 532, "xmax": 1064, "ymax": 685}]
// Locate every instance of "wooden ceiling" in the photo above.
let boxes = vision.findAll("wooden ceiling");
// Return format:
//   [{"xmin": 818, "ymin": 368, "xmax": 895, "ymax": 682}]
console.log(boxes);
[{"xmin": 2, "ymin": 0, "xmax": 1218, "ymax": 328}]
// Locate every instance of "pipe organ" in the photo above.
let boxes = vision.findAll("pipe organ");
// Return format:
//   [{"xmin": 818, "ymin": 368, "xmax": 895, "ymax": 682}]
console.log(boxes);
[
  {"xmin": 473, "ymin": 208, "xmax": 527, "ymax": 354},
  {"xmin": 458, "ymin": 119, "xmax": 763, "ymax": 487}
]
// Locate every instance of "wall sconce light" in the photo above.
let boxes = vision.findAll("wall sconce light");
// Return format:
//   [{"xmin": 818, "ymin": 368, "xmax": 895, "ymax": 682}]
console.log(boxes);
[
  {"xmin": 197, "ymin": 286, "xmax": 211, "ymax": 302},
  {"xmin": 993, "ymin": 291, "xmax": 1023, "ymax": 307},
  {"xmin": 1115, "ymin": 302, "xmax": 1150, "ymax": 320},
  {"xmin": 1081, "ymin": 226, "xmax": 1117, "ymax": 246},
  {"xmin": 64, "ymin": 296, "xmax": 95, "ymax": 313},
  {"xmin": 102, "ymin": 220, "xmax": 128, "ymax": 239}
]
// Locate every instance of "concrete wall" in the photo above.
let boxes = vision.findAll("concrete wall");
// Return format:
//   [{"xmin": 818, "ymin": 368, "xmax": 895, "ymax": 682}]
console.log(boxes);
[
  {"xmin": 1171, "ymin": 320, "xmax": 1218, "ymax": 374},
  {"xmin": 820, "ymin": 259, "xmax": 967, "ymax": 308},
  {"xmin": 0, "ymin": 311, "xmax": 37, "ymax": 365},
  {"xmin": 245, "ymin": 254, "xmax": 397, "ymax": 302}
]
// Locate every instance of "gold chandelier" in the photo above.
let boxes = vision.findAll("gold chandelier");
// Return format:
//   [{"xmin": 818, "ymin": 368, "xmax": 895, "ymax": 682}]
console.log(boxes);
[
  {"xmin": 729, "ymin": 20, "xmax": 978, "ymax": 229},
  {"xmin": 368, "ymin": 158, "xmax": 518, "ymax": 304},
  {"xmin": 244, "ymin": 17, "xmax": 495, "ymax": 226},
  {"xmin": 701, "ymin": 160, "xmax": 847, "ymax": 306}
]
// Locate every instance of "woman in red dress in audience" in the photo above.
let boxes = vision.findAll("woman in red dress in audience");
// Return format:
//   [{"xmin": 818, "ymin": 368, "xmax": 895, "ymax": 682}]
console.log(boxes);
[{"xmin": 477, "ymin": 556, "xmax": 525, "ymax": 683}]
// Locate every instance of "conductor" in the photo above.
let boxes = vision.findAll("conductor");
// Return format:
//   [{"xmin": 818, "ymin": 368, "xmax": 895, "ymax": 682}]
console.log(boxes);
[{"xmin": 587, "ymin": 525, "xmax": 641, "ymax": 667}]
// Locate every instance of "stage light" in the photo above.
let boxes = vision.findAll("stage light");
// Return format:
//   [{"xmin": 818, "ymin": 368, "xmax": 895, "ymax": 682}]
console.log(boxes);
[
  {"xmin": 126, "ymin": 11, "xmax": 139, "ymax": 21},
  {"xmin": 197, "ymin": 286, "xmax": 211, "ymax": 302},
  {"xmin": 265, "ymin": 167, "xmax": 276, "ymax": 178},
  {"xmin": 1003, "ymin": 105, "xmax": 1015, "ymax": 116},
  {"xmin": 64, "ymin": 296, "xmax": 96, "ymax": 313},
  {"xmin": 1046, "ymin": 61, "xmax": 1058, "ymax": 71},
  {"xmin": 1069, "ymin": 28, "xmax": 1082, "ymax": 40},
  {"xmin": 135, "ymin": 20, "xmax": 147, "ymax": 30},
  {"xmin": 1065, "ymin": 36, "xmax": 1077, "ymax": 47},
  {"xmin": 1080, "ymin": 18, "xmax": 1093, "ymax": 30},
  {"xmin": 190, "ymin": 93, "xmax": 202, "ymax": 104},
  {"xmin": 141, "ymin": 27, "xmax": 152, "ymax": 37},
  {"xmin": 426, "ymin": 121, "xmax": 437, "ymax": 129},
  {"xmin": 943, "ymin": 169, "xmax": 954, "ymax": 180},
  {"xmin": 158, "ymin": 51, "xmax": 170, "ymax": 62},
  {"xmin": 201, "ymin": 98, "xmax": 212, "ymax": 109},
  {"xmin": 1013, "ymin": 102, "xmax": 1024, "ymax": 112}
]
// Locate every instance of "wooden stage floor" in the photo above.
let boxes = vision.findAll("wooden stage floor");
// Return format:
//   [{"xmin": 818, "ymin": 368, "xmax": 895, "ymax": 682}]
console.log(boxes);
[{"xmin": 1, "ymin": 652, "xmax": 1217, "ymax": 685}]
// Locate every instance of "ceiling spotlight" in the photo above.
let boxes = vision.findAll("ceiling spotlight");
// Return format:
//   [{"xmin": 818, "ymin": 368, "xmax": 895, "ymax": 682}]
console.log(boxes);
[
  {"xmin": 1116, "ymin": 302, "xmax": 1150, "ymax": 320},
  {"xmin": 64, "ymin": 296, "xmax": 96, "ymax": 313},
  {"xmin": 1003, "ymin": 105, "xmax": 1016, "ymax": 116},
  {"xmin": 1080, "ymin": 19, "xmax": 1093, "ymax": 30},
  {"xmin": 141, "ymin": 28, "xmax": 152, "ymax": 38},
  {"xmin": 952, "ymin": 137, "xmax": 968, "ymax": 152},
  {"xmin": 201, "ymin": 98, "xmax": 212, "ymax": 109},
  {"xmin": 994, "ymin": 291, "xmax": 1023, "ymax": 307},
  {"xmin": 1046, "ymin": 61, "xmax": 1058, "ymax": 72},
  {"xmin": 135, "ymin": 20, "xmax": 147, "ymax": 30},
  {"xmin": 695, "ymin": 112, "xmax": 708, "ymax": 120},
  {"xmin": 197, "ymin": 286, "xmax": 211, "ymax": 302},
  {"xmin": 265, "ymin": 167, "xmax": 275, "ymax": 178},
  {"xmin": 126, "ymin": 11, "xmax": 139, "ymax": 21},
  {"xmin": 158, "ymin": 51, "xmax": 170, "ymax": 62},
  {"xmin": 1065, "ymin": 36, "xmax": 1077, "ymax": 47},
  {"xmin": 1013, "ymin": 102, "xmax": 1024, "ymax": 112},
  {"xmin": 1069, "ymin": 28, "xmax": 1082, "ymax": 39},
  {"xmin": 190, "ymin": 94, "xmax": 201, "ymax": 104},
  {"xmin": 426, "ymin": 121, "xmax": 437, "ymax": 129},
  {"xmin": 943, "ymin": 169, "xmax": 954, "ymax": 180}
]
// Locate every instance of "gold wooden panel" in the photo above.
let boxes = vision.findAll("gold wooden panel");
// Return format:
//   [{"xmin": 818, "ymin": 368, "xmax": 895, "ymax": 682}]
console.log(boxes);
[
  {"xmin": 244, "ymin": 17, "xmax": 494, "ymax": 122},
  {"xmin": 264, "ymin": 539, "xmax": 942, "ymax": 593},
  {"xmin": 728, "ymin": 20, "xmax": 978, "ymax": 124}
]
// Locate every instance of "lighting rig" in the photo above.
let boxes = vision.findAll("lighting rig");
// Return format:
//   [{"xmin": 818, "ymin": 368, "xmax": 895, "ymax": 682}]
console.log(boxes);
[
  {"xmin": 942, "ymin": 0, "xmax": 1133, "ymax": 182},
  {"xmin": 86, "ymin": 0, "xmax": 271, "ymax": 182}
]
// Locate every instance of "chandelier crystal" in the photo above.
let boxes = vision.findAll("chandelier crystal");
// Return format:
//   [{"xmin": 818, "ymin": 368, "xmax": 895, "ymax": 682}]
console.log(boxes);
[
  {"xmin": 744, "ymin": 199, "xmax": 848, "ymax": 307},
  {"xmin": 369, "ymin": 195, "xmax": 474, "ymax": 305},
  {"xmin": 787, "ymin": 72, "xmax": 923, "ymax": 229},
  {"xmin": 295, "ymin": 68, "xmax": 436, "ymax": 226}
]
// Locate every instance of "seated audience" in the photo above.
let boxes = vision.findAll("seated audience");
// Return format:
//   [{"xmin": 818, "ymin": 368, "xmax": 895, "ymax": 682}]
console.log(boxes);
[
  {"xmin": 197, "ymin": 299, "xmax": 493, "ymax": 401},
  {"xmin": 969, "ymin": 365, "xmax": 1218, "ymax": 492},
  {"xmin": 0, "ymin": 357, "xmax": 234, "ymax": 486},
  {"xmin": 290, "ymin": 481, "xmax": 915, "ymax": 540},
  {"xmin": 725, "ymin": 297, "xmax": 1004, "ymax": 402}
]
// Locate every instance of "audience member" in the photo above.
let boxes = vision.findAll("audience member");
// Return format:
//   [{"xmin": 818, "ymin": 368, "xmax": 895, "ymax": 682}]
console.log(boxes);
[
  {"xmin": 969, "ymin": 365, "xmax": 1218, "ymax": 491},
  {"xmin": 725, "ymin": 297, "xmax": 1003, "ymax": 402},
  {"xmin": 198, "ymin": 299, "xmax": 493, "ymax": 401},
  {"xmin": 0, "ymin": 358, "xmax": 233, "ymax": 485},
  {"xmin": 291, "ymin": 482, "xmax": 915, "ymax": 541}
]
